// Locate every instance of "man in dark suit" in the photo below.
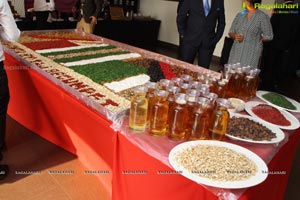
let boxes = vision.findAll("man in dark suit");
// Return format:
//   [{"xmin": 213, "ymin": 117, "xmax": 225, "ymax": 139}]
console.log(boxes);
[
  {"xmin": 72, "ymin": 0, "xmax": 102, "ymax": 33},
  {"xmin": 177, "ymin": 0, "xmax": 185, "ymax": 59},
  {"xmin": 177, "ymin": 0, "xmax": 225, "ymax": 68}
]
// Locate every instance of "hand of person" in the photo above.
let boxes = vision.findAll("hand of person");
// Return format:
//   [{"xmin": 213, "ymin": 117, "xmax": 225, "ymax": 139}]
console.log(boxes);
[
  {"xmin": 90, "ymin": 16, "xmax": 97, "ymax": 25},
  {"xmin": 235, "ymin": 33, "xmax": 244, "ymax": 43}
]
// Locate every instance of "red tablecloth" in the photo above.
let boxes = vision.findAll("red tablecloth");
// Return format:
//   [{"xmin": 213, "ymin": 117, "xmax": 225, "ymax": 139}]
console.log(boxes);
[
  {"xmin": 5, "ymin": 53, "xmax": 115, "ymax": 197},
  {"xmin": 113, "ymin": 129, "xmax": 300, "ymax": 200},
  {"xmin": 4, "ymin": 52, "xmax": 300, "ymax": 200}
]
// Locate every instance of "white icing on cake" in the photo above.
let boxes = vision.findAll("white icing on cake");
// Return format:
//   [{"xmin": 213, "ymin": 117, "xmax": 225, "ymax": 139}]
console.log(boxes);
[
  {"xmin": 36, "ymin": 44, "xmax": 109, "ymax": 54},
  {"xmin": 104, "ymin": 74, "xmax": 150, "ymax": 93}
]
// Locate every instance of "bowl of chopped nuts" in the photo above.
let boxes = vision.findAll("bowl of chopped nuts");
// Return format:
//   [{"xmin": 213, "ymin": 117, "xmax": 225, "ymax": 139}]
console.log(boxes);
[{"xmin": 228, "ymin": 98, "xmax": 245, "ymax": 112}]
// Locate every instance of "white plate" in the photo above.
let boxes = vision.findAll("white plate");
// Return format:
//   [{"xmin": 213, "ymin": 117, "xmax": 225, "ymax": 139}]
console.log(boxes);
[
  {"xmin": 256, "ymin": 90, "xmax": 300, "ymax": 113},
  {"xmin": 226, "ymin": 113, "xmax": 285, "ymax": 144},
  {"xmin": 245, "ymin": 101, "xmax": 300, "ymax": 130},
  {"xmin": 169, "ymin": 140, "xmax": 268, "ymax": 189}
]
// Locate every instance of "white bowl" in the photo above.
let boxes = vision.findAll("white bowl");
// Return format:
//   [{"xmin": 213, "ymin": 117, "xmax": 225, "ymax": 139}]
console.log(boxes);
[{"xmin": 228, "ymin": 98, "xmax": 245, "ymax": 112}]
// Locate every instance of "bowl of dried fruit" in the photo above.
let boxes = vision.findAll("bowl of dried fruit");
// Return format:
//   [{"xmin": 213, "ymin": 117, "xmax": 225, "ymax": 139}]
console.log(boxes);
[{"xmin": 228, "ymin": 98, "xmax": 245, "ymax": 112}]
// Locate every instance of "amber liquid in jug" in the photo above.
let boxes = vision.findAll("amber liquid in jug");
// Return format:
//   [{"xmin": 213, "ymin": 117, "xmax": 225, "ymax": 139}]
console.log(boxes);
[
  {"xmin": 185, "ymin": 89, "xmax": 198, "ymax": 127},
  {"xmin": 129, "ymin": 86, "xmax": 149, "ymax": 131},
  {"xmin": 149, "ymin": 90, "xmax": 169, "ymax": 136},
  {"xmin": 208, "ymin": 98, "xmax": 230, "ymax": 141},
  {"xmin": 145, "ymin": 82, "xmax": 158, "ymax": 124},
  {"xmin": 186, "ymin": 97, "xmax": 212, "ymax": 140},
  {"xmin": 167, "ymin": 93, "xmax": 188, "ymax": 140}
]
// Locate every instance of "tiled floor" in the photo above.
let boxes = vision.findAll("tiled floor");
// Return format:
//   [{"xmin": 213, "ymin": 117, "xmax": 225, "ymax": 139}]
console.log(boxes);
[
  {"xmin": 0, "ymin": 44, "xmax": 299, "ymax": 200},
  {"xmin": 0, "ymin": 116, "xmax": 110, "ymax": 200}
]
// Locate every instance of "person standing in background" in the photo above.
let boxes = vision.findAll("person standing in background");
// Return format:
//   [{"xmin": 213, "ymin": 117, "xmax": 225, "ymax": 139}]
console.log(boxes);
[
  {"xmin": 177, "ymin": 0, "xmax": 185, "ymax": 59},
  {"xmin": 227, "ymin": 0, "xmax": 273, "ymax": 68},
  {"xmin": 34, "ymin": 0, "xmax": 55, "ymax": 30},
  {"xmin": 177, "ymin": 0, "xmax": 225, "ymax": 68},
  {"xmin": 72, "ymin": 0, "xmax": 102, "ymax": 33},
  {"xmin": 177, "ymin": 0, "xmax": 184, "ymax": 12},
  {"xmin": 260, "ymin": 0, "xmax": 300, "ymax": 91},
  {"xmin": 0, "ymin": 0, "xmax": 21, "ymax": 180}
]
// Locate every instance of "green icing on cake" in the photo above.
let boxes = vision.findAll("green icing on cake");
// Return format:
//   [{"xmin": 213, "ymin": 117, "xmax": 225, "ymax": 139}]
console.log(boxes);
[
  {"xmin": 69, "ymin": 60, "xmax": 147, "ymax": 83},
  {"xmin": 54, "ymin": 51, "xmax": 130, "ymax": 63}
]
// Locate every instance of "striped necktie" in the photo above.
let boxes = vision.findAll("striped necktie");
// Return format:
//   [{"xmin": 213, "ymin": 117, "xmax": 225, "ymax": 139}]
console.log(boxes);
[{"xmin": 204, "ymin": 0, "xmax": 210, "ymax": 16}]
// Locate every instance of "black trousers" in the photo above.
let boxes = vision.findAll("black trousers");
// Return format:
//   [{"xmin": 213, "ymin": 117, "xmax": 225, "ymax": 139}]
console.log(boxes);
[
  {"xmin": 260, "ymin": 45, "xmax": 290, "ymax": 91},
  {"xmin": 0, "ymin": 61, "xmax": 9, "ymax": 151},
  {"xmin": 180, "ymin": 41, "xmax": 214, "ymax": 69},
  {"xmin": 35, "ymin": 11, "xmax": 51, "ymax": 30}
]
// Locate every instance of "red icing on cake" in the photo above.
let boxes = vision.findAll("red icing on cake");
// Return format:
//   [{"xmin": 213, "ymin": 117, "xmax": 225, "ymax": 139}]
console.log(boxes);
[{"xmin": 22, "ymin": 40, "xmax": 78, "ymax": 50}]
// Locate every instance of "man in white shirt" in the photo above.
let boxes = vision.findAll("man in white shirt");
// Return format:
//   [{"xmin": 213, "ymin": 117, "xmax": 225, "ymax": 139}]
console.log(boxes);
[
  {"xmin": 0, "ymin": 0, "xmax": 20, "ymax": 180},
  {"xmin": 34, "ymin": 0, "xmax": 55, "ymax": 29}
]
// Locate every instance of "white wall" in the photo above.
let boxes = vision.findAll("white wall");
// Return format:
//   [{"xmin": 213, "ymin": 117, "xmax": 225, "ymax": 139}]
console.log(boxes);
[
  {"xmin": 139, "ymin": 0, "xmax": 180, "ymax": 48},
  {"xmin": 10, "ymin": 0, "xmax": 26, "ymax": 18},
  {"xmin": 140, "ymin": 0, "xmax": 275, "ymax": 57}
]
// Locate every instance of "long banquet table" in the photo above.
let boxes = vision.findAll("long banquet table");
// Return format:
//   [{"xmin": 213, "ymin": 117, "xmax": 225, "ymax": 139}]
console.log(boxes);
[{"xmin": 4, "ymin": 30, "xmax": 300, "ymax": 200}]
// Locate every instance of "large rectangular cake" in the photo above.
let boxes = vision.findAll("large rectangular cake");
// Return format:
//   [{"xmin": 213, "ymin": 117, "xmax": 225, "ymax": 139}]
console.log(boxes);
[{"xmin": 3, "ymin": 30, "xmax": 219, "ymax": 120}]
